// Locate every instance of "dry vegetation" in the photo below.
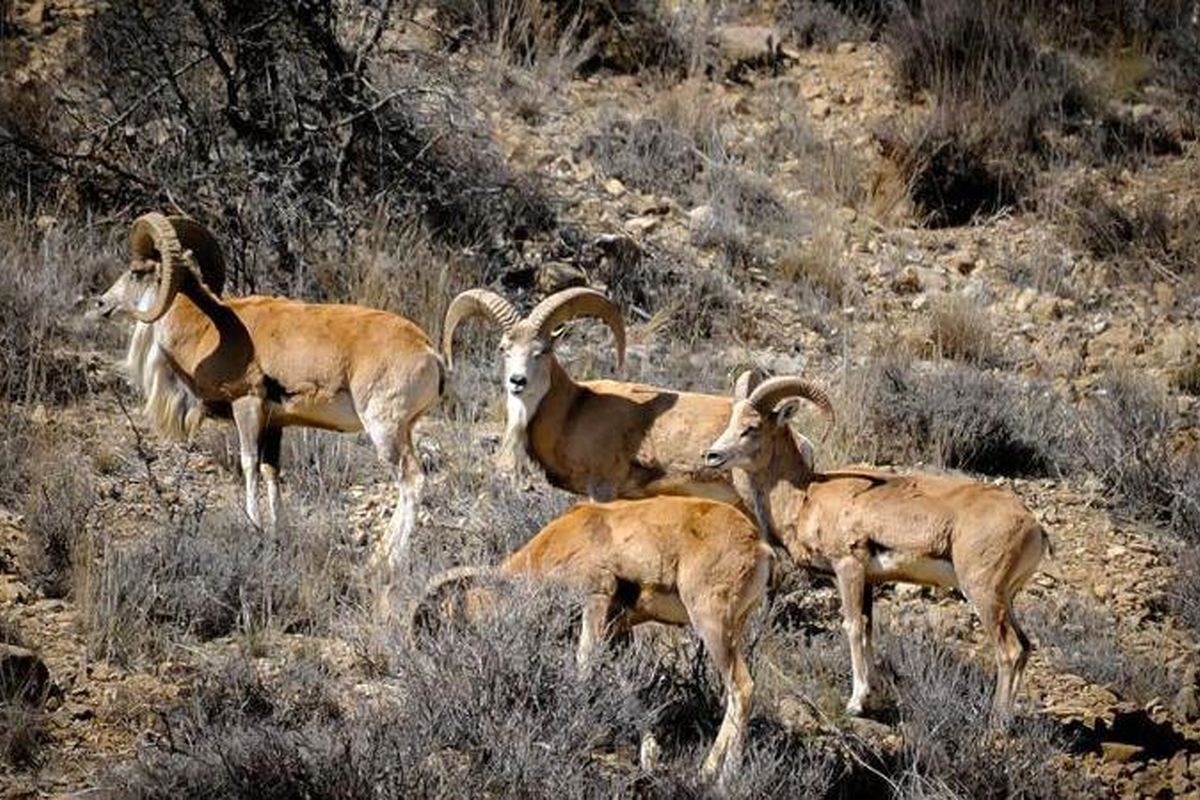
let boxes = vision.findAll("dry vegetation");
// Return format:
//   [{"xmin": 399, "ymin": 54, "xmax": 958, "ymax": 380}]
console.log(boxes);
[{"xmin": 2, "ymin": 0, "xmax": 1199, "ymax": 797}]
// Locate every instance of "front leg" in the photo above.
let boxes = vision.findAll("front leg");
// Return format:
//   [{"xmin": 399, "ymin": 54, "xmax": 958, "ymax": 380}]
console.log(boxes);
[{"xmin": 833, "ymin": 554, "xmax": 872, "ymax": 716}]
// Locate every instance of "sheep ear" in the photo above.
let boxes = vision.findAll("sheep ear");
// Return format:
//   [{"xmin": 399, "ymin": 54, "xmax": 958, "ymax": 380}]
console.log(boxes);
[
  {"xmin": 772, "ymin": 397, "xmax": 802, "ymax": 423},
  {"xmin": 733, "ymin": 367, "xmax": 767, "ymax": 400},
  {"xmin": 550, "ymin": 324, "xmax": 568, "ymax": 342}
]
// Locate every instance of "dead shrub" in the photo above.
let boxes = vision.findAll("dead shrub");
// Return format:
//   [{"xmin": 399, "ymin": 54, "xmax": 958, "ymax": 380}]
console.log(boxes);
[
  {"xmin": 881, "ymin": 626, "xmax": 1097, "ymax": 798},
  {"xmin": 84, "ymin": 502, "xmax": 357, "ymax": 667},
  {"xmin": 1024, "ymin": 592, "xmax": 1177, "ymax": 704},
  {"xmin": 846, "ymin": 358, "xmax": 1075, "ymax": 478},
  {"xmin": 1077, "ymin": 371, "xmax": 1200, "ymax": 542},
  {"xmin": 21, "ymin": 459, "xmax": 96, "ymax": 600}
]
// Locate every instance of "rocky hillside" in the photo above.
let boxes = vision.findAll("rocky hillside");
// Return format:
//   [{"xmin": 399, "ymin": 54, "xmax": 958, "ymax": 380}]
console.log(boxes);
[{"xmin": 2, "ymin": 1, "xmax": 1199, "ymax": 797}]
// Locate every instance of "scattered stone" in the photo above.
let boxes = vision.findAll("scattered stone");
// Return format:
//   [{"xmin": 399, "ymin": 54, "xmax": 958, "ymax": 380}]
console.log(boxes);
[
  {"xmin": 1014, "ymin": 287, "xmax": 1038, "ymax": 313},
  {"xmin": 0, "ymin": 644, "xmax": 51, "ymax": 705},
  {"xmin": 1100, "ymin": 742, "xmax": 1145, "ymax": 764},
  {"xmin": 687, "ymin": 205, "xmax": 714, "ymax": 230},
  {"xmin": 810, "ymin": 98, "xmax": 831, "ymax": 119},
  {"xmin": 603, "ymin": 177, "xmax": 626, "ymax": 197},
  {"xmin": 624, "ymin": 215, "xmax": 660, "ymax": 235}
]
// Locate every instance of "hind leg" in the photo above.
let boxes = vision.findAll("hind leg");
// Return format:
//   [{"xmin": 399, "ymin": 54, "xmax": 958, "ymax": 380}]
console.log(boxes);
[
  {"xmin": 964, "ymin": 584, "xmax": 1028, "ymax": 722},
  {"xmin": 365, "ymin": 415, "xmax": 424, "ymax": 572},
  {"xmin": 260, "ymin": 426, "xmax": 283, "ymax": 532},
  {"xmin": 232, "ymin": 396, "xmax": 266, "ymax": 528},
  {"xmin": 833, "ymin": 555, "xmax": 872, "ymax": 715},
  {"xmin": 694, "ymin": 613, "xmax": 752, "ymax": 786}
]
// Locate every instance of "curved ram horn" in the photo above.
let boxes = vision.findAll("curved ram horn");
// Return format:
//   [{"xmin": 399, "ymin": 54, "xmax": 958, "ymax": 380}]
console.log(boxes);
[
  {"xmin": 526, "ymin": 287, "xmax": 626, "ymax": 368},
  {"xmin": 167, "ymin": 215, "xmax": 226, "ymax": 295},
  {"xmin": 441, "ymin": 289, "xmax": 521, "ymax": 369},
  {"xmin": 747, "ymin": 376, "xmax": 835, "ymax": 421},
  {"xmin": 128, "ymin": 212, "xmax": 184, "ymax": 323},
  {"xmin": 406, "ymin": 565, "xmax": 496, "ymax": 645}
]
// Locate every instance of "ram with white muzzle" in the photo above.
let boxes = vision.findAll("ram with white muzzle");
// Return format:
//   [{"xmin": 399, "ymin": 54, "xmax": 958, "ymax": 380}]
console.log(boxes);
[{"xmin": 88, "ymin": 213, "xmax": 443, "ymax": 570}]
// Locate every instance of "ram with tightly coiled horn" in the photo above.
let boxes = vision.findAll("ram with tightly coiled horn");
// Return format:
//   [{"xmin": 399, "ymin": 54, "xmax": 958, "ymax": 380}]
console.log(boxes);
[
  {"xmin": 703, "ymin": 374, "xmax": 1051, "ymax": 720},
  {"xmin": 410, "ymin": 496, "xmax": 772, "ymax": 785},
  {"xmin": 87, "ymin": 213, "xmax": 443, "ymax": 567},
  {"xmin": 442, "ymin": 287, "xmax": 813, "ymax": 506}
]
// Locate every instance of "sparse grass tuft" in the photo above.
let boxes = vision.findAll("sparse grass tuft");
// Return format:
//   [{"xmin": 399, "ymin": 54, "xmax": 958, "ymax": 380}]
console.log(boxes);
[{"xmin": 926, "ymin": 293, "xmax": 1002, "ymax": 366}]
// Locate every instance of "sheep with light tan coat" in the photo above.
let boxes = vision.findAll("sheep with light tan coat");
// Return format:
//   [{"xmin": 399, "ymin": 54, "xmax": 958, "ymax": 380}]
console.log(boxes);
[
  {"xmin": 703, "ymin": 375, "xmax": 1051, "ymax": 719},
  {"xmin": 411, "ymin": 495, "xmax": 772, "ymax": 785},
  {"xmin": 87, "ymin": 213, "xmax": 442, "ymax": 568},
  {"xmin": 441, "ymin": 287, "xmax": 813, "ymax": 507}
]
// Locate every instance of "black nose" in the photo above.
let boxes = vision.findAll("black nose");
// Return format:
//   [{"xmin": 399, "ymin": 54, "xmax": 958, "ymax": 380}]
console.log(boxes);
[
  {"xmin": 703, "ymin": 450, "xmax": 725, "ymax": 468},
  {"xmin": 509, "ymin": 375, "xmax": 527, "ymax": 389}
]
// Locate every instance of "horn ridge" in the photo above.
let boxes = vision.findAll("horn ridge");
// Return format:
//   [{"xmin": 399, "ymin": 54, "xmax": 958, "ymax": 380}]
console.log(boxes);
[
  {"xmin": 747, "ymin": 376, "xmax": 835, "ymax": 420},
  {"xmin": 441, "ymin": 289, "xmax": 521, "ymax": 369},
  {"xmin": 526, "ymin": 287, "xmax": 626, "ymax": 369},
  {"xmin": 128, "ymin": 212, "xmax": 184, "ymax": 323}
]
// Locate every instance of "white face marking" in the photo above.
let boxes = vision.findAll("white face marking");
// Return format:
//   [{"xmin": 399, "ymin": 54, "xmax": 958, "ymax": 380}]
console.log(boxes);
[
  {"xmin": 704, "ymin": 401, "xmax": 761, "ymax": 469},
  {"xmin": 91, "ymin": 269, "xmax": 157, "ymax": 320},
  {"xmin": 502, "ymin": 337, "xmax": 552, "ymax": 408}
]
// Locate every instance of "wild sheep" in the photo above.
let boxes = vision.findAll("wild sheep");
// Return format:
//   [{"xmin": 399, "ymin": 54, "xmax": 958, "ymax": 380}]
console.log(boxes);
[
  {"xmin": 87, "ymin": 213, "xmax": 442, "ymax": 568},
  {"xmin": 442, "ymin": 287, "xmax": 814, "ymax": 506},
  {"xmin": 410, "ymin": 496, "xmax": 773, "ymax": 784},
  {"xmin": 703, "ymin": 375, "xmax": 1050, "ymax": 719}
]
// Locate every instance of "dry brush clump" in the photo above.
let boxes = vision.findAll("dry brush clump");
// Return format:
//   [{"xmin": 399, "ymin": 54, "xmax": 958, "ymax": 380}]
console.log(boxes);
[
  {"xmin": 0, "ymin": 214, "xmax": 117, "ymax": 404},
  {"xmin": 431, "ymin": 0, "xmax": 694, "ymax": 76},
  {"xmin": 1076, "ymin": 371, "xmax": 1200, "ymax": 542},
  {"xmin": 1023, "ymin": 592, "xmax": 1177, "ymax": 705},
  {"xmin": 878, "ymin": 0, "xmax": 1182, "ymax": 227},
  {"xmin": 82, "ymin": 501, "xmax": 358, "ymax": 667},
  {"xmin": 110, "ymin": 583, "xmax": 850, "ymax": 799},
  {"xmin": 881, "ymin": 625, "xmax": 1096, "ymax": 798},
  {"xmin": 925, "ymin": 293, "xmax": 1005, "ymax": 366},
  {"xmin": 4, "ymin": 2, "xmax": 556, "ymax": 298},
  {"xmin": 1061, "ymin": 185, "xmax": 1200, "ymax": 289},
  {"xmin": 20, "ymin": 454, "xmax": 97, "ymax": 600},
  {"xmin": 839, "ymin": 358, "xmax": 1075, "ymax": 478}
]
